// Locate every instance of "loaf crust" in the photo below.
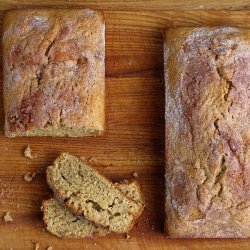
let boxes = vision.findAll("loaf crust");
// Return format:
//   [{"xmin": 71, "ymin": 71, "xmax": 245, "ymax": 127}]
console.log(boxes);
[
  {"xmin": 3, "ymin": 9, "xmax": 105, "ymax": 137},
  {"xmin": 165, "ymin": 27, "xmax": 250, "ymax": 238}
]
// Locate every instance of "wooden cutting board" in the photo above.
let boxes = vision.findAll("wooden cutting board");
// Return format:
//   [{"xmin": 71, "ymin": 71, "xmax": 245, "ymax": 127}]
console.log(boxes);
[{"xmin": 0, "ymin": 1, "xmax": 249, "ymax": 249}]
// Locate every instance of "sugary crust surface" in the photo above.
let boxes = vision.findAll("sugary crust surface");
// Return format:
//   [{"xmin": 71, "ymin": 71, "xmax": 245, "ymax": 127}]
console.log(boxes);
[
  {"xmin": 164, "ymin": 27, "xmax": 250, "ymax": 238},
  {"xmin": 3, "ymin": 9, "xmax": 105, "ymax": 137}
]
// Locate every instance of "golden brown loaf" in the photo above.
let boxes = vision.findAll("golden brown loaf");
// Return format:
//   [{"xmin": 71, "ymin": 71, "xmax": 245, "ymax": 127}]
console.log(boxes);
[
  {"xmin": 164, "ymin": 27, "xmax": 250, "ymax": 238},
  {"xmin": 3, "ymin": 9, "xmax": 105, "ymax": 137}
]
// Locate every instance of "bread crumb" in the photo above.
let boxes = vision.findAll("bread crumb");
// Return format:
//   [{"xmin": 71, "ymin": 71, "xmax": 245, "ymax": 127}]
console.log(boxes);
[
  {"xmin": 132, "ymin": 172, "xmax": 138, "ymax": 178},
  {"xmin": 32, "ymin": 242, "xmax": 39, "ymax": 250},
  {"xmin": 89, "ymin": 157, "xmax": 97, "ymax": 163},
  {"xmin": 23, "ymin": 172, "xmax": 36, "ymax": 182},
  {"xmin": 136, "ymin": 160, "xmax": 141, "ymax": 165},
  {"xmin": 123, "ymin": 179, "xmax": 129, "ymax": 184},
  {"xmin": 47, "ymin": 247, "xmax": 53, "ymax": 250},
  {"xmin": 24, "ymin": 146, "xmax": 37, "ymax": 159},
  {"xmin": 35, "ymin": 243, "xmax": 39, "ymax": 250},
  {"xmin": 126, "ymin": 233, "xmax": 131, "ymax": 240},
  {"xmin": 151, "ymin": 224, "xmax": 155, "ymax": 231},
  {"xmin": 94, "ymin": 243, "xmax": 97, "ymax": 246},
  {"xmin": 3, "ymin": 212, "xmax": 13, "ymax": 222}
]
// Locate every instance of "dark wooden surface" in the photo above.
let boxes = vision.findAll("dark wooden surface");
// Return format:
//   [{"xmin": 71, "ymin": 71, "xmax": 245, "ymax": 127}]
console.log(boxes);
[{"xmin": 0, "ymin": 1, "xmax": 250, "ymax": 249}]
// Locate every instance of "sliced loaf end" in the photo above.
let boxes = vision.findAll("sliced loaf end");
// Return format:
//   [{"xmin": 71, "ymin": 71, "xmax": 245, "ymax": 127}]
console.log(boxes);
[
  {"xmin": 46, "ymin": 153, "xmax": 144, "ymax": 233},
  {"xmin": 42, "ymin": 180, "xmax": 144, "ymax": 238}
]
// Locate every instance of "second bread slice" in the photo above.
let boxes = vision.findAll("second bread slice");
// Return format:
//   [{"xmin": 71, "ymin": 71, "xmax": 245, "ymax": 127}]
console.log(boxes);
[{"xmin": 46, "ymin": 153, "xmax": 144, "ymax": 233}]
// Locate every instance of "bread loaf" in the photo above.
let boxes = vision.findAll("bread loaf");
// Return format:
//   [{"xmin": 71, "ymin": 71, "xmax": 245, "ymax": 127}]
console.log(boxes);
[
  {"xmin": 3, "ymin": 9, "xmax": 105, "ymax": 137},
  {"xmin": 164, "ymin": 27, "xmax": 250, "ymax": 238}
]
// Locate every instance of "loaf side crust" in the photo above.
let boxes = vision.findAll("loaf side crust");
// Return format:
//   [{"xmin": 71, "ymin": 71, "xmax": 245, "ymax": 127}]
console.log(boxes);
[{"xmin": 165, "ymin": 27, "xmax": 250, "ymax": 238}]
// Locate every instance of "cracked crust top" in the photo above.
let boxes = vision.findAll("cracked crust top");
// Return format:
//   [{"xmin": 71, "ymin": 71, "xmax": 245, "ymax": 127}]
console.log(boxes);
[
  {"xmin": 164, "ymin": 27, "xmax": 250, "ymax": 238},
  {"xmin": 3, "ymin": 9, "xmax": 105, "ymax": 137}
]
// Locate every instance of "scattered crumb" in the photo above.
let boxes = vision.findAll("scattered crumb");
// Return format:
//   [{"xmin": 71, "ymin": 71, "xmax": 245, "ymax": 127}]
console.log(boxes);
[
  {"xmin": 24, "ymin": 146, "xmax": 37, "ymax": 159},
  {"xmin": 132, "ymin": 171, "xmax": 138, "ymax": 178},
  {"xmin": 89, "ymin": 157, "xmax": 97, "ymax": 163},
  {"xmin": 151, "ymin": 224, "xmax": 155, "ymax": 231},
  {"xmin": 123, "ymin": 179, "xmax": 129, "ymax": 184},
  {"xmin": 14, "ymin": 227, "xmax": 18, "ymax": 232},
  {"xmin": 136, "ymin": 160, "xmax": 141, "ymax": 165},
  {"xmin": 94, "ymin": 243, "xmax": 97, "ymax": 246},
  {"xmin": 128, "ymin": 151, "xmax": 134, "ymax": 155},
  {"xmin": 32, "ymin": 241, "xmax": 39, "ymax": 250},
  {"xmin": 16, "ymin": 203, "xmax": 20, "ymax": 208},
  {"xmin": 35, "ymin": 243, "xmax": 39, "ymax": 250},
  {"xmin": 47, "ymin": 247, "xmax": 53, "ymax": 250},
  {"xmin": 126, "ymin": 233, "xmax": 131, "ymax": 239},
  {"xmin": 23, "ymin": 172, "xmax": 36, "ymax": 182},
  {"xmin": 3, "ymin": 212, "xmax": 13, "ymax": 222}
]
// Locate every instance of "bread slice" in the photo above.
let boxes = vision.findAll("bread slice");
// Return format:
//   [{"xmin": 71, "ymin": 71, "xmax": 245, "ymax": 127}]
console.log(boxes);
[
  {"xmin": 42, "ymin": 181, "xmax": 143, "ymax": 238},
  {"xmin": 42, "ymin": 198, "xmax": 107, "ymax": 238},
  {"xmin": 46, "ymin": 153, "xmax": 144, "ymax": 233}
]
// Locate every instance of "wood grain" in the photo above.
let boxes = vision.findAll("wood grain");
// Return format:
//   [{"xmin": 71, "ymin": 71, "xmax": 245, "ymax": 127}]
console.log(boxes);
[
  {"xmin": 0, "ymin": 0, "xmax": 249, "ymax": 11},
  {"xmin": 0, "ymin": 3, "xmax": 250, "ymax": 249}
]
